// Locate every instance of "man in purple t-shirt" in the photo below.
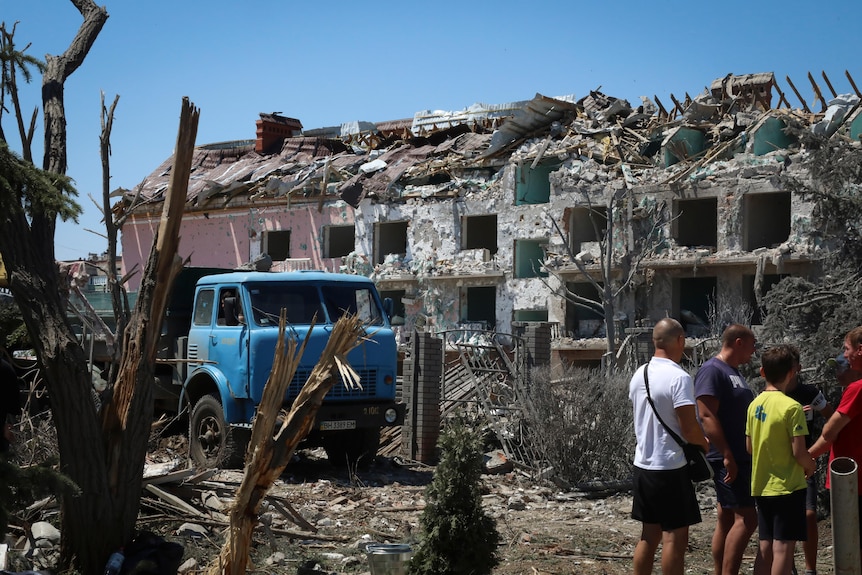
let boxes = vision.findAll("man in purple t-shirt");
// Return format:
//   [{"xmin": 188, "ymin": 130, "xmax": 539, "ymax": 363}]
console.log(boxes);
[{"xmin": 695, "ymin": 324, "xmax": 757, "ymax": 575}]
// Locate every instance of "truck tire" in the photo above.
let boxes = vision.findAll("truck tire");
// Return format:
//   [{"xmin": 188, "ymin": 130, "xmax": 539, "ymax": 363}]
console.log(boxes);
[
  {"xmin": 324, "ymin": 428, "xmax": 381, "ymax": 469},
  {"xmin": 189, "ymin": 394, "xmax": 245, "ymax": 469}
]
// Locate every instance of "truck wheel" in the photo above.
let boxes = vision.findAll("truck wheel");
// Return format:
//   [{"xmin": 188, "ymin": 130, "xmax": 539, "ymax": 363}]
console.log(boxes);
[
  {"xmin": 189, "ymin": 394, "xmax": 245, "ymax": 469},
  {"xmin": 324, "ymin": 428, "xmax": 381, "ymax": 469}
]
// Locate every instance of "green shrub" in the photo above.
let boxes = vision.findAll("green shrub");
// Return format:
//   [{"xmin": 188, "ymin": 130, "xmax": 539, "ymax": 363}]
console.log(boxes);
[{"xmin": 408, "ymin": 419, "xmax": 500, "ymax": 575}]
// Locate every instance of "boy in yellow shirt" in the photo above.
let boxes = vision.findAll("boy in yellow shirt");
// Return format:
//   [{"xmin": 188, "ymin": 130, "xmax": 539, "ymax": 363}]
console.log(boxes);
[{"xmin": 745, "ymin": 344, "xmax": 816, "ymax": 575}]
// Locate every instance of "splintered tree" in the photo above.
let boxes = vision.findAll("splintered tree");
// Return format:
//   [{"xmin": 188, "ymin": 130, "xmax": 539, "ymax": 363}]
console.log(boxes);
[
  {"xmin": 0, "ymin": 5, "xmax": 200, "ymax": 571},
  {"xmin": 208, "ymin": 313, "xmax": 367, "ymax": 575},
  {"xmin": 408, "ymin": 419, "xmax": 501, "ymax": 575},
  {"xmin": 543, "ymin": 190, "xmax": 669, "ymax": 369}
]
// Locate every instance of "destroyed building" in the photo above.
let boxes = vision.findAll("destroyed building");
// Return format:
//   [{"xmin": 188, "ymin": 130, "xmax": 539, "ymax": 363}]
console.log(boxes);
[{"xmin": 118, "ymin": 71, "xmax": 862, "ymax": 366}]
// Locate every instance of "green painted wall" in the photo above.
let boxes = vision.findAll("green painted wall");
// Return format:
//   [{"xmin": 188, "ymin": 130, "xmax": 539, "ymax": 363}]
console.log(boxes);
[
  {"xmin": 663, "ymin": 127, "xmax": 706, "ymax": 167},
  {"xmin": 753, "ymin": 117, "xmax": 794, "ymax": 156}
]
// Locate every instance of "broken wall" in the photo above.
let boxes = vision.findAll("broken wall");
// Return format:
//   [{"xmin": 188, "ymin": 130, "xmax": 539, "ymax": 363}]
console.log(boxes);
[{"xmin": 123, "ymin": 200, "xmax": 356, "ymax": 291}]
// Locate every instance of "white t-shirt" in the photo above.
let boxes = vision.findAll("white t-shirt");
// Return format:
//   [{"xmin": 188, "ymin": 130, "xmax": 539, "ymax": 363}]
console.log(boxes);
[{"xmin": 629, "ymin": 357, "xmax": 696, "ymax": 470}]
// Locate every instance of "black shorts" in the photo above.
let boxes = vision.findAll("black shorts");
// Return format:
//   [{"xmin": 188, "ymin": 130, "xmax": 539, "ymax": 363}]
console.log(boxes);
[
  {"xmin": 631, "ymin": 465, "xmax": 701, "ymax": 530},
  {"xmin": 756, "ymin": 489, "xmax": 807, "ymax": 542},
  {"xmin": 711, "ymin": 460, "xmax": 756, "ymax": 509}
]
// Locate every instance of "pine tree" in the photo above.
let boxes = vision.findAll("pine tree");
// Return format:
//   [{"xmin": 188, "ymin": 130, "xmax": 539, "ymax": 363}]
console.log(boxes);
[{"xmin": 409, "ymin": 419, "xmax": 500, "ymax": 575}]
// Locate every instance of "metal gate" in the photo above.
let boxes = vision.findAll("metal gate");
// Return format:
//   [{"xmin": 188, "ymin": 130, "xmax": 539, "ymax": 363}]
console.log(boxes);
[{"xmin": 437, "ymin": 328, "xmax": 541, "ymax": 472}]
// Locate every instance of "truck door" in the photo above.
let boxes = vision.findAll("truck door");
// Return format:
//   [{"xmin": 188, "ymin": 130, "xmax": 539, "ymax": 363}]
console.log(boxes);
[{"xmin": 207, "ymin": 286, "xmax": 249, "ymax": 399}]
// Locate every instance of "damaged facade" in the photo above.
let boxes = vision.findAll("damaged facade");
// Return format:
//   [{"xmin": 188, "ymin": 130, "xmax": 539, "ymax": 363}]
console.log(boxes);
[{"xmin": 119, "ymin": 71, "xmax": 862, "ymax": 365}]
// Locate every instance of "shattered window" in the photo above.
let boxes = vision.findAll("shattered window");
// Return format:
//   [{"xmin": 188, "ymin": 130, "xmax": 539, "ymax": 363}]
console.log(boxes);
[
  {"xmin": 569, "ymin": 206, "xmax": 607, "ymax": 253},
  {"xmin": 461, "ymin": 214, "xmax": 498, "ymax": 254},
  {"xmin": 460, "ymin": 286, "xmax": 496, "ymax": 329},
  {"xmin": 379, "ymin": 289, "xmax": 406, "ymax": 325},
  {"xmin": 265, "ymin": 230, "xmax": 291, "ymax": 261},
  {"xmin": 374, "ymin": 221, "xmax": 408, "ymax": 265},
  {"xmin": 324, "ymin": 224, "xmax": 356, "ymax": 258},
  {"xmin": 564, "ymin": 282, "xmax": 603, "ymax": 338},
  {"xmin": 744, "ymin": 192, "xmax": 790, "ymax": 251},
  {"xmin": 673, "ymin": 198, "xmax": 717, "ymax": 248},
  {"xmin": 515, "ymin": 161, "xmax": 559, "ymax": 205},
  {"xmin": 514, "ymin": 239, "xmax": 549, "ymax": 278},
  {"xmin": 675, "ymin": 277, "xmax": 716, "ymax": 336}
]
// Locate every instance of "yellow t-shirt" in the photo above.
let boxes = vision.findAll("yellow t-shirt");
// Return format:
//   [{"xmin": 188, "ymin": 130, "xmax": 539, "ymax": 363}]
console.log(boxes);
[{"xmin": 745, "ymin": 390, "xmax": 809, "ymax": 497}]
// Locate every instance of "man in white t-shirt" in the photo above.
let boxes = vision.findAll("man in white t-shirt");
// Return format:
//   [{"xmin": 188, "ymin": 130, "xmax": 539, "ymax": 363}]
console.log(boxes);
[{"xmin": 629, "ymin": 318, "xmax": 709, "ymax": 575}]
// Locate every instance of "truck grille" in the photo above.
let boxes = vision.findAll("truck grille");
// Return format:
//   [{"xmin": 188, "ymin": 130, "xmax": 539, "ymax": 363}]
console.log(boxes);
[{"xmin": 287, "ymin": 368, "xmax": 377, "ymax": 399}]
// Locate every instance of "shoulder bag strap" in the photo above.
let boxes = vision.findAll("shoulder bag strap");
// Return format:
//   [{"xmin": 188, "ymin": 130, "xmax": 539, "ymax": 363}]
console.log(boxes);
[{"xmin": 643, "ymin": 362, "xmax": 686, "ymax": 448}]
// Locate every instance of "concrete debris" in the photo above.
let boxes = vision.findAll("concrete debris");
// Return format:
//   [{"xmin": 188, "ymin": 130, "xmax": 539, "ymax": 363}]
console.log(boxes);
[{"xmin": 117, "ymin": 70, "xmax": 862, "ymax": 356}]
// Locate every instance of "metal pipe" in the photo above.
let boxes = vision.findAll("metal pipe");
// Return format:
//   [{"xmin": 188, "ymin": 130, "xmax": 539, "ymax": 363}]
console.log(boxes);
[{"xmin": 831, "ymin": 457, "xmax": 861, "ymax": 575}]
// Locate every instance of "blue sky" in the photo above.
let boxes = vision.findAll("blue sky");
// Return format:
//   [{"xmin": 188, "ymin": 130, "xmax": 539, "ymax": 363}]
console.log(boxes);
[{"xmin": 3, "ymin": 0, "xmax": 860, "ymax": 260}]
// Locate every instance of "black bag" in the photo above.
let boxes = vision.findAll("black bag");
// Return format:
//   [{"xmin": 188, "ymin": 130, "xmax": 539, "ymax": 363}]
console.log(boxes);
[
  {"xmin": 643, "ymin": 363, "xmax": 714, "ymax": 483},
  {"xmin": 681, "ymin": 442, "xmax": 713, "ymax": 482}
]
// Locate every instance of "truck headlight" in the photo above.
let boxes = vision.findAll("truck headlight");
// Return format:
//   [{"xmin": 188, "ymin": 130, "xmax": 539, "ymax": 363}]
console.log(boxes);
[{"xmin": 384, "ymin": 408, "xmax": 398, "ymax": 424}]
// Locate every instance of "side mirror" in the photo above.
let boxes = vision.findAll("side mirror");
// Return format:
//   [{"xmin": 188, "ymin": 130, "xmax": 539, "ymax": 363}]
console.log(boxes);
[{"xmin": 383, "ymin": 297, "xmax": 394, "ymax": 318}]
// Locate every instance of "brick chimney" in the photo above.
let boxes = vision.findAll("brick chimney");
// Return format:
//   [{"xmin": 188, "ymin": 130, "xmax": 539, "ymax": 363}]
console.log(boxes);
[{"xmin": 255, "ymin": 113, "xmax": 303, "ymax": 154}]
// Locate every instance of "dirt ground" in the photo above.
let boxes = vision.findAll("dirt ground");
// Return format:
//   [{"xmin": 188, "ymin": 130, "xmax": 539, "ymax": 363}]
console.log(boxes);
[{"xmin": 136, "ymin": 435, "xmax": 839, "ymax": 575}]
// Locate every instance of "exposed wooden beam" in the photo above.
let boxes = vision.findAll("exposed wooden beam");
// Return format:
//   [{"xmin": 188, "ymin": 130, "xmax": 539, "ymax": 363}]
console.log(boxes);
[
  {"xmin": 821, "ymin": 71, "xmax": 838, "ymax": 98},
  {"xmin": 669, "ymin": 93, "xmax": 685, "ymax": 119},
  {"xmin": 846, "ymin": 70, "xmax": 862, "ymax": 98},
  {"xmin": 772, "ymin": 80, "xmax": 792, "ymax": 109},
  {"xmin": 785, "ymin": 75, "xmax": 811, "ymax": 113},
  {"xmin": 808, "ymin": 71, "xmax": 828, "ymax": 113},
  {"xmin": 653, "ymin": 95, "xmax": 669, "ymax": 121}
]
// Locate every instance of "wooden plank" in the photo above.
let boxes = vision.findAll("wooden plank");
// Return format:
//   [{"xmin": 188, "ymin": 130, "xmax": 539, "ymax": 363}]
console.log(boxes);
[
  {"xmin": 145, "ymin": 484, "xmax": 207, "ymax": 518},
  {"xmin": 143, "ymin": 467, "xmax": 196, "ymax": 486}
]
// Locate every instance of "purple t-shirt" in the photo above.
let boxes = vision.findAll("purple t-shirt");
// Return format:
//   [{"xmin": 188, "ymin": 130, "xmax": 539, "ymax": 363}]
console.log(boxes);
[{"xmin": 694, "ymin": 357, "xmax": 755, "ymax": 464}]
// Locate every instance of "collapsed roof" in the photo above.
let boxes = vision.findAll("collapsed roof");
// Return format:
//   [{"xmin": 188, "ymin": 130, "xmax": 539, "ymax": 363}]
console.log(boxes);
[{"xmin": 120, "ymin": 71, "xmax": 862, "ymax": 215}]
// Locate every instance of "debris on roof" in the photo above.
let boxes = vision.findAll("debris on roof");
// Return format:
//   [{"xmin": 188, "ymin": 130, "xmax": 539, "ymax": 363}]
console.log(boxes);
[{"xmin": 123, "ymin": 69, "xmax": 862, "ymax": 223}]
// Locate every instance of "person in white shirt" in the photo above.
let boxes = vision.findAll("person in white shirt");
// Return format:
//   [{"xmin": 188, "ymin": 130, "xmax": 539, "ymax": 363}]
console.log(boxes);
[{"xmin": 629, "ymin": 318, "xmax": 709, "ymax": 575}]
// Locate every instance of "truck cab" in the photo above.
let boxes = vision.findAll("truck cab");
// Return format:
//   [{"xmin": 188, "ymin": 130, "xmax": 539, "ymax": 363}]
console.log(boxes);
[{"xmin": 171, "ymin": 270, "xmax": 403, "ymax": 468}]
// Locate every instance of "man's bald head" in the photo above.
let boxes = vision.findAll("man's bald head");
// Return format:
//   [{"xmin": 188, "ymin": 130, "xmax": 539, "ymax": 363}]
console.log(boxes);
[
  {"xmin": 653, "ymin": 318, "xmax": 684, "ymax": 349},
  {"xmin": 652, "ymin": 318, "xmax": 685, "ymax": 362}
]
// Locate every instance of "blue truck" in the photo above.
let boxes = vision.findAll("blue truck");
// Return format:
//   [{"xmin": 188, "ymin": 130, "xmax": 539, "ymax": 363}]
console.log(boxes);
[{"xmin": 155, "ymin": 268, "xmax": 404, "ymax": 468}]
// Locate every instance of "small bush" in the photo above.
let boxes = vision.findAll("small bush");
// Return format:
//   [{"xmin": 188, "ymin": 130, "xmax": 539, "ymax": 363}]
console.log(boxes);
[
  {"xmin": 524, "ymin": 365, "xmax": 634, "ymax": 485},
  {"xmin": 409, "ymin": 418, "xmax": 500, "ymax": 575}
]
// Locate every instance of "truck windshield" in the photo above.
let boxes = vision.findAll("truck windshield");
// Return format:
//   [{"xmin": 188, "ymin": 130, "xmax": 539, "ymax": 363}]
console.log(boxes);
[
  {"xmin": 247, "ymin": 284, "xmax": 322, "ymax": 326},
  {"xmin": 246, "ymin": 283, "xmax": 384, "ymax": 326},
  {"xmin": 321, "ymin": 285, "xmax": 385, "ymax": 325}
]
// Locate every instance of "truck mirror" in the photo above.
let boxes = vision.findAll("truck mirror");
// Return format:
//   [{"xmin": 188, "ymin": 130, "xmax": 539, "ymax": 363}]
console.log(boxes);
[{"xmin": 383, "ymin": 297, "xmax": 394, "ymax": 319}]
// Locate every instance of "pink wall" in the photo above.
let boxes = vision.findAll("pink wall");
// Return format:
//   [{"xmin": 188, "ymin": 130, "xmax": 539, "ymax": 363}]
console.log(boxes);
[{"xmin": 121, "ymin": 203, "xmax": 355, "ymax": 291}]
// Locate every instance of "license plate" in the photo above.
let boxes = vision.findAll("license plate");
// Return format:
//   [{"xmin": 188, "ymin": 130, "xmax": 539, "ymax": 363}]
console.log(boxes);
[{"xmin": 320, "ymin": 420, "xmax": 356, "ymax": 431}]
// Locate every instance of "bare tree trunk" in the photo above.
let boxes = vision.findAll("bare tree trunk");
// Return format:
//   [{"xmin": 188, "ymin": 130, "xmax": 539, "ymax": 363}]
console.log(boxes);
[{"xmin": 15, "ymin": 2, "xmax": 115, "ymax": 572}]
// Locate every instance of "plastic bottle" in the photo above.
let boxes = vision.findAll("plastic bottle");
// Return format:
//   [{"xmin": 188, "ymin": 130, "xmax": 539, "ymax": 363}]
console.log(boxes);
[{"xmin": 104, "ymin": 548, "xmax": 125, "ymax": 575}]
